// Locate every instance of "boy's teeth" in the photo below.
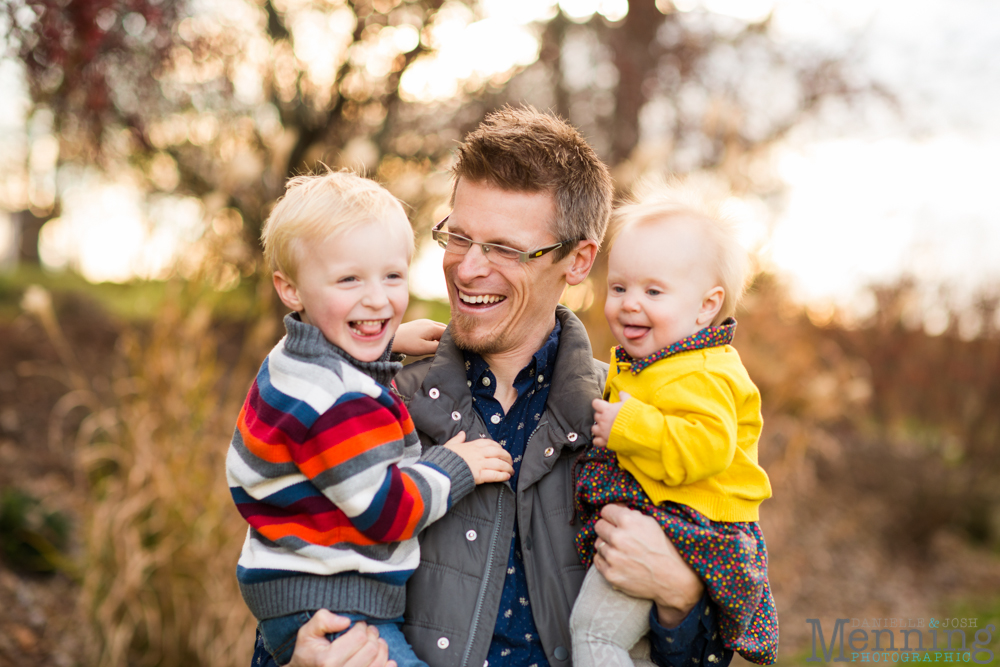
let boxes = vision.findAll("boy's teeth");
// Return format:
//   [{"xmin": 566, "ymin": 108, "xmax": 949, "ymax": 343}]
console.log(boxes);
[
  {"xmin": 351, "ymin": 320, "xmax": 385, "ymax": 335},
  {"xmin": 460, "ymin": 293, "xmax": 504, "ymax": 304}
]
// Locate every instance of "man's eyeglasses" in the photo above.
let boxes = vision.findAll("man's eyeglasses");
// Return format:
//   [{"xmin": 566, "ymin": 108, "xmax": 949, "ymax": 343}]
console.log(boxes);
[{"xmin": 431, "ymin": 217, "xmax": 572, "ymax": 265}]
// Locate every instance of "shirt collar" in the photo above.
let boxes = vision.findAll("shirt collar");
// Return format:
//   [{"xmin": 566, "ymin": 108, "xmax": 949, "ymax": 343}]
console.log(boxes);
[
  {"xmin": 615, "ymin": 317, "xmax": 737, "ymax": 375},
  {"xmin": 464, "ymin": 319, "xmax": 562, "ymax": 393}
]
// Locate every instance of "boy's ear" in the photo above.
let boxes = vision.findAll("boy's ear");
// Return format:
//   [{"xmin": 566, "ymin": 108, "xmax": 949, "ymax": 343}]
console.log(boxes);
[
  {"xmin": 564, "ymin": 239, "xmax": 599, "ymax": 286},
  {"xmin": 273, "ymin": 271, "xmax": 304, "ymax": 312},
  {"xmin": 697, "ymin": 286, "xmax": 725, "ymax": 326}
]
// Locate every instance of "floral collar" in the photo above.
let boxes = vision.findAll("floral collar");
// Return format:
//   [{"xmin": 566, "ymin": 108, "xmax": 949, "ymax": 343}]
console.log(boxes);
[{"xmin": 614, "ymin": 318, "xmax": 737, "ymax": 375}]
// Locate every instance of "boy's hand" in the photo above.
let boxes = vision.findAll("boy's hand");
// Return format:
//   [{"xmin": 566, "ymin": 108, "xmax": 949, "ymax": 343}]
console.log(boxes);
[
  {"xmin": 591, "ymin": 393, "xmax": 629, "ymax": 447},
  {"xmin": 444, "ymin": 431, "xmax": 514, "ymax": 484},
  {"xmin": 393, "ymin": 319, "xmax": 446, "ymax": 356}
]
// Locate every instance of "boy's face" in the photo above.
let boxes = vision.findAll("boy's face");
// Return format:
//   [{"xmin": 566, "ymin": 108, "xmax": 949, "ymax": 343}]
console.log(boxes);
[
  {"xmin": 605, "ymin": 217, "xmax": 722, "ymax": 360},
  {"xmin": 275, "ymin": 216, "xmax": 410, "ymax": 362}
]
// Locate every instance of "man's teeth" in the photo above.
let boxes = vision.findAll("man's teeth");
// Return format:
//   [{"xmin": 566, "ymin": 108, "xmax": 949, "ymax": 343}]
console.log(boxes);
[{"xmin": 460, "ymin": 293, "xmax": 505, "ymax": 304}]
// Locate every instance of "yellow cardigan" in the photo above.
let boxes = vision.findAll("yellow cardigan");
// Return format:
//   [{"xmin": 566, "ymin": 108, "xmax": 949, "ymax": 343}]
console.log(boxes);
[{"xmin": 605, "ymin": 344, "xmax": 771, "ymax": 522}]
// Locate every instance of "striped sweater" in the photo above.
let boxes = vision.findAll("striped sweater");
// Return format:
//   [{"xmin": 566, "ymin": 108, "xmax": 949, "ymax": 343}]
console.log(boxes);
[{"xmin": 227, "ymin": 313, "xmax": 475, "ymax": 622}]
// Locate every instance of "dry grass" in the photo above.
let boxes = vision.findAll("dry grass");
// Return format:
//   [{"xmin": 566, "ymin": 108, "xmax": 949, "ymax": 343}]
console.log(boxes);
[
  {"xmin": 22, "ymin": 280, "xmax": 278, "ymax": 667},
  {"xmin": 12, "ymin": 272, "xmax": 1000, "ymax": 666}
]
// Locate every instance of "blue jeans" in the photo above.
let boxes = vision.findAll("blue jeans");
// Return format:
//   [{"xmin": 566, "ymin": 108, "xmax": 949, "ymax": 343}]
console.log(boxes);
[{"xmin": 257, "ymin": 611, "xmax": 427, "ymax": 667}]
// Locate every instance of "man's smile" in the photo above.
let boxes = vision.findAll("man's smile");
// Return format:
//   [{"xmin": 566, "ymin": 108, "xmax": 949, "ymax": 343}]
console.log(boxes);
[{"xmin": 457, "ymin": 290, "xmax": 507, "ymax": 306}]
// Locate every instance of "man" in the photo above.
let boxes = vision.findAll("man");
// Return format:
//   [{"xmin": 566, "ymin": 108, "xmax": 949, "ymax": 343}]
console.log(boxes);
[{"xmin": 276, "ymin": 107, "xmax": 728, "ymax": 667}]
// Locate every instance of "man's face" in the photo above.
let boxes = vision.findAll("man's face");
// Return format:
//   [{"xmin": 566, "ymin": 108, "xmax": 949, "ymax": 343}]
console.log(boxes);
[{"xmin": 443, "ymin": 179, "xmax": 568, "ymax": 358}]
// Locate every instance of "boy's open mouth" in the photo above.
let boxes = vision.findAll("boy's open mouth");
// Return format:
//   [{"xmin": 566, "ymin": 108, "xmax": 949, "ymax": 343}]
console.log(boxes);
[
  {"xmin": 349, "ymin": 319, "xmax": 388, "ymax": 337},
  {"xmin": 458, "ymin": 292, "xmax": 506, "ymax": 307}
]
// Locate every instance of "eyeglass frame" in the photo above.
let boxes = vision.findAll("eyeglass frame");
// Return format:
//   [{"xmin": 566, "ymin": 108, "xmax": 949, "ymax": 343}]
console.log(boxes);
[{"xmin": 431, "ymin": 216, "xmax": 574, "ymax": 264}]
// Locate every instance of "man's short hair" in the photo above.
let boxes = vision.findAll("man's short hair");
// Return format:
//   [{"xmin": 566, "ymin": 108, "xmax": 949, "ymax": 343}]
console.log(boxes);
[
  {"xmin": 261, "ymin": 169, "xmax": 412, "ymax": 282},
  {"xmin": 452, "ymin": 105, "xmax": 613, "ymax": 259},
  {"xmin": 612, "ymin": 186, "xmax": 751, "ymax": 325}
]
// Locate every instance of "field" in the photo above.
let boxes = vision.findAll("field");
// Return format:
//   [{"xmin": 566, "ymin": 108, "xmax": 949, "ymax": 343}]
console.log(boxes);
[{"xmin": 1, "ymin": 270, "xmax": 999, "ymax": 666}]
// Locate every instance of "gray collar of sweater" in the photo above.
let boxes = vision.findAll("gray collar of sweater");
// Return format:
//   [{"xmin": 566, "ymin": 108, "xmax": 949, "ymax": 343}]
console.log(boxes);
[{"xmin": 282, "ymin": 312, "xmax": 402, "ymax": 387}]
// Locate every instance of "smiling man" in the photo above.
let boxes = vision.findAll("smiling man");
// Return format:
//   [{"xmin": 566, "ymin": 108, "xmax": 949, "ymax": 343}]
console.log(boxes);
[{"xmin": 280, "ymin": 107, "xmax": 729, "ymax": 667}]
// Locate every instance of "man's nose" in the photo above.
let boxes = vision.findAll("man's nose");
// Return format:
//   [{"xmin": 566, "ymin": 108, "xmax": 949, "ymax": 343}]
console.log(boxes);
[{"xmin": 453, "ymin": 243, "xmax": 492, "ymax": 280}]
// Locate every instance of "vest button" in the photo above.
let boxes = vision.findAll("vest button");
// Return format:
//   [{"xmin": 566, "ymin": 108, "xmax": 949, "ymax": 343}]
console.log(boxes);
[
  {"xmin": 567, "ymin": 432, "xmax": 578, "ymax": 442},
  {"xmin": 544, "ymin": 447, "xmax": 555, "ymax": 457},
  {"xmin": 437, "ymin": 637, "xmax": 450, "ymax": 649},
  {"xmin": 554, "ymin": 646, "xmax": 568, "ymax": 660},
  {"xmin": 466, "ymin": 529, "xmax": 477, "ymax": 541},
  {"xmin": 429, "ymin": 388, "xmax": 440, "ymax": 399},
  {"xmin": 451, "ymin": 411, "xmax": 461, "ymax": 421}
]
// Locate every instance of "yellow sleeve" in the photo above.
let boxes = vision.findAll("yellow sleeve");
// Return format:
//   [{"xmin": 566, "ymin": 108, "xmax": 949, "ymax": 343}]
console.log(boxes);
[{"xmin": 607, "ymin": 370, "xmax": 737, "ymax": 486}]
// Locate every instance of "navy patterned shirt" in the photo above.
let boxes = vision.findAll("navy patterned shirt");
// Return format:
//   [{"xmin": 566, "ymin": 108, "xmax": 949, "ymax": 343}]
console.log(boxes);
[{"xmin": 465, "ymin": 320, "xmax": 561, "ymax": 667}]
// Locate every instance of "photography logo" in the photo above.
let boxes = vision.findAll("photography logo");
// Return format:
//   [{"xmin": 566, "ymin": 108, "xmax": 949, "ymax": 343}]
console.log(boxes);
[{"xmin": 806, "ymin": 618, "xmax": 995, "ymax": 664}]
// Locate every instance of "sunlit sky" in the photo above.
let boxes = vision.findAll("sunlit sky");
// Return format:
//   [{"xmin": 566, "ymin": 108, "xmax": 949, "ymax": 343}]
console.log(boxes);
[{"xmin": 1, "ymin": 0, "xmax": 998, "ymax": 316}]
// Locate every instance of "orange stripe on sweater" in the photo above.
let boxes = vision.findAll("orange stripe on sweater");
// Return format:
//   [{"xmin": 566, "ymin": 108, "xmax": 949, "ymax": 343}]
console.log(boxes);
[
  {"xmin": 257, "ymin": 521, "xmax": 379, "ymax": 547},
  {"xmin": 299, "ymin": 421, "xmax": 402, "ymax": 477},
  {"xmin": 238, "ymin": 403, "xmax": 294, "ymax": 464}
]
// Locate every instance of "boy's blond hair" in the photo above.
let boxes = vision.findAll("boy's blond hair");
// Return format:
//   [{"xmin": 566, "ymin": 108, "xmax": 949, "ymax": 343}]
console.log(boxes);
[
  {"xmin": 611, "ymin": 182, "xmax": 751, "ymax": 325},
  {"xmin": 261, "ymin": 169, "xmax": 413, "ymax": 282}
]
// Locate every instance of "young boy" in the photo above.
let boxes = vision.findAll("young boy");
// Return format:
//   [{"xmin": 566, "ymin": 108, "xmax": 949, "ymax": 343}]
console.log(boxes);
[
  {"xmin": 570, "ymin": 190, "xmax": 779, "ymax": 666},
  {"xmin": 226, "ymin": 170, "xmax": 513, "ymax": 667}
]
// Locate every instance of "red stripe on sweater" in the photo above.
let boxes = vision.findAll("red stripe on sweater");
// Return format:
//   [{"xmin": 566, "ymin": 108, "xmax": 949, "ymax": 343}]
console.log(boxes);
[{"xmin": 238, "ymin": 402, "xmax": 295, "ymax": 464}]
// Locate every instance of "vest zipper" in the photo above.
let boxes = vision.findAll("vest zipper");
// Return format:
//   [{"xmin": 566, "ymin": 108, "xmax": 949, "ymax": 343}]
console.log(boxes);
[{"xmin": 461, "ymin": 485, "xmax": 505, "ymax": 667}]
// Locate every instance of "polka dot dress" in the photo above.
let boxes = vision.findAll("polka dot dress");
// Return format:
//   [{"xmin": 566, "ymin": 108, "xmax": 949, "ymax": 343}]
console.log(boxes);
[
  {"xmin": 574, "ymin": 446, "xmax": 779, "ymax": 665},
  {"xmin": 580, "ymin": 318, "xmax": 777, "ymax": 665}
]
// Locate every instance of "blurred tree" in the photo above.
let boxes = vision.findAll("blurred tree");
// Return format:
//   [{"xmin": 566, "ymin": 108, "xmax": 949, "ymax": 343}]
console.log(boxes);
[{"xmin": 3, "ymin": 0, "xmax": 878, "ymax": 287}]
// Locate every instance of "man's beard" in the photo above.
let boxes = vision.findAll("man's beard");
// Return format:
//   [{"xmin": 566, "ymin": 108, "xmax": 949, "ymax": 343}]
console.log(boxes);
[{"xmin": 449, "ymin": 311, "xmax": 511, "ymax": 356}]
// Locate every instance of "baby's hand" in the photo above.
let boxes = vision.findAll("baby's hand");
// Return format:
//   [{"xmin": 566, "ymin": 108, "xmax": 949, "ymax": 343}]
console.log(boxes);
[
  {"xmin": 393, "ymin": 319, "xmax": 446, "ymax": 356},
  {"xmin": 443, "ymin": 431, "xmax": 514, "ymax": 484},
  {"xmin": 591, "ymin": 393, "xmax": 629, "ymax": 447}
]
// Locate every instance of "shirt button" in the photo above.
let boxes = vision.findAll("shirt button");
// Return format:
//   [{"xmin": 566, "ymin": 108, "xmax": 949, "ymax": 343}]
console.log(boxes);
[
  {"xmin": 466, "ymin": 529, "xmax": 477, "ymax": 541},
  {"xmin": 428, "ymin": 388, "xmax": 440, "ymax": 399},
  {"xmin": 451, "ymin": 411, "xmax": 461, "ymax": 421},
  {"xmin": 490, "ymin": 414, "xmax": 501, "ymax": 424},
  {"xmin": 482, "ymin": 377, "xmax": 491, "ymax": 386},
  {"xmin": 537, "ymin": 374, "xmax": 544, "ymax": 383},
  {"xmin": 437, "ymin": 637, "xmax": 449, "ymax": 649},
  {"xmin": 567, "ymin": 432, "xmax": 578, "ymax": 442},
  {"xmin": 544, "ymin": 446, "xmax": 554, "ymax": 457}
]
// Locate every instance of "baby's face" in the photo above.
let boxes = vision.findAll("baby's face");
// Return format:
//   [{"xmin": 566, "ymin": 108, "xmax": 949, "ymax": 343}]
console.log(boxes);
[
  {"xmin": 605, "ymin": 217, "xmax": 719, "ymax": 360},
  {"xmin": 292, "ymin": 215, "xmax": 410, "ymax": 362}
]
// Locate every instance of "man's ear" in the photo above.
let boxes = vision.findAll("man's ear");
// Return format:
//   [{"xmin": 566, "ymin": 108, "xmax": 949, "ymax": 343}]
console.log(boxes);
[
  {"xmin": 564, "ymin": 239, "xmax": 599, "ymax": 286},
  {"xmin": 273, "ymin": 271, "xmax": 304, "ymax": 312},
  {"xmin": 696, "ymin": 286, "xmax": 725, "ymax": 326}
]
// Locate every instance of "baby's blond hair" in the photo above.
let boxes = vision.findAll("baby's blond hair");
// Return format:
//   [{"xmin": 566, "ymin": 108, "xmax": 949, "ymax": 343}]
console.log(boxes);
[
  {"xmin": 611, "ymin": 181, "xmax": 750, "ymax": 325},
  {"xmin": 261, "ymin": 169, "xmax": 412, "ymax": 282}
]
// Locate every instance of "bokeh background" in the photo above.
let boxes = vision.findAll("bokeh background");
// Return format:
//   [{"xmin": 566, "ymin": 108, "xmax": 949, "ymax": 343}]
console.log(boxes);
[{"xmin": 1, "ymin": 1, "xmax": 999, "ymax": 665}]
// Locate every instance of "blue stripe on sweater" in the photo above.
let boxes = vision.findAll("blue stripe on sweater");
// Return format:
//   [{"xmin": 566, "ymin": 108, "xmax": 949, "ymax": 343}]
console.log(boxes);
[
  {"xmin": 257, "ymin": 357, "xmax": 321, "ymax": 429},
  {"xmin": 237, "ymin": 565, "xmax": 413, "ymax": 586},
  {"xmin": 349, "ymin": 470, "xmax": 393, "ymax": 533},
  {"xmin": 230, "ymin": 481, "xmax": 321, "ymax": 509}
]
